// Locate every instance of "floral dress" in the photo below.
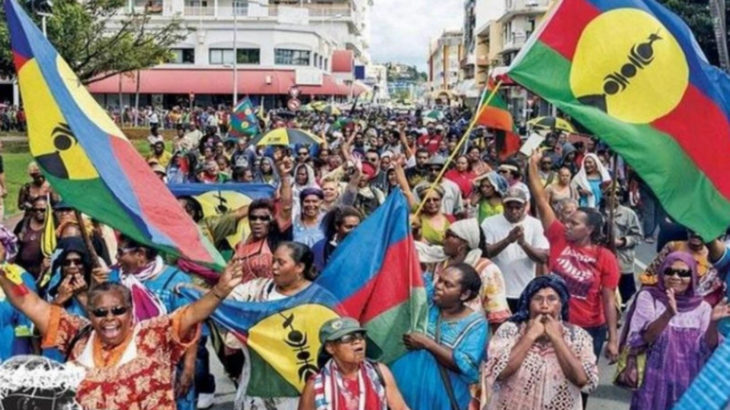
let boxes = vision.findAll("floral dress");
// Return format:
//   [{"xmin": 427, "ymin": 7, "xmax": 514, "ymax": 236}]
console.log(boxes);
[
  {"xmin": 41, "ymin": 305, "xmax": 200, "ymax": 409},
  {"xmin": 480, "ymin": 321, "xmax": 598, "ymax": 410}
]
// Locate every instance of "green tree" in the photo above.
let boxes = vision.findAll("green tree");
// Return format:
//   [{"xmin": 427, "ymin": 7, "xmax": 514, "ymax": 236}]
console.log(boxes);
[
  {"xmin": 0, "ymin": 0, "xmax": 188, "ymax": 84},
  {"xmin": 658, "ymin": 0, "xmax": 728, "ymax": 66}
]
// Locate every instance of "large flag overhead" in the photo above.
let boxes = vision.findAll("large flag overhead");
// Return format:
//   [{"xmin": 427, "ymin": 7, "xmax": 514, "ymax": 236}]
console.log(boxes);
[
  {"xmin": 5, "ymin": 0, "xmax": 225, "ymax": 269},
  {"xmin": 316, "ymin": 190, "xmax": 428, "ymax": 364},
  {"xmin": 180, "ymin": 285, "xmax": 342, "ymax": 397},
  {"xmin": 507, "ymin": 0, "xmax": 730, "ymax": 240}
]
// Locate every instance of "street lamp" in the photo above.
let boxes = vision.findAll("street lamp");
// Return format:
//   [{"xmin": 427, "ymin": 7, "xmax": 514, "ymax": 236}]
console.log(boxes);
[
  {"xmin": 233, "ymin": 0, "xmax": 238, "ymax": 107},
  {"xmin": 27, "ymin": 0, "xmax": 53, "ymax": 37}
]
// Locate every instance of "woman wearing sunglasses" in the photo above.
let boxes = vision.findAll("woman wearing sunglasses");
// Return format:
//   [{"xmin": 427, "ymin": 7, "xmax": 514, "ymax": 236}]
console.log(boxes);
[
  {"xmin": 0, "ymin": 255, "xmax": 245, "ymax": 409},
  {"xmin": 622, "ymin": 251, "xmax": 730, "ymax": 409},
  {"xmin": 299, "ymin": 317, "xmax": 408, "ymax": 410},
  {"xmin": 42, "ymin": 237, "xmax": 93, "ymax": 361}
]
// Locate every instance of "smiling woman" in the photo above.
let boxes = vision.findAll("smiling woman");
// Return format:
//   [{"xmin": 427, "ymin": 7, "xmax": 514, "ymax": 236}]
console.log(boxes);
[{"xmin": 0, "ymin": 257, "xmax": 246, "ymax": 409}]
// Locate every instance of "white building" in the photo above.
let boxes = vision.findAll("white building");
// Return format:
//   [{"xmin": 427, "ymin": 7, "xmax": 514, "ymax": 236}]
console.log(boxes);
[
  {"xmin": 427, "ymin": 30, "xmax": 463, "ymax": 105},
  {"xmin": 87, "ymin": 0, "xmax": 373, "ymax": 108},
  {"xmin": 364, "ymin": 64, "xmax": 389, "ymax": 103}
]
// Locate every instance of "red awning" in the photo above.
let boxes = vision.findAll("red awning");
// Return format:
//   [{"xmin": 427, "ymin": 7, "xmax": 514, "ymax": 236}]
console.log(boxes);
[{"xmin": 86, "ymin": 69, "xmax": 348, "ymax": 96}]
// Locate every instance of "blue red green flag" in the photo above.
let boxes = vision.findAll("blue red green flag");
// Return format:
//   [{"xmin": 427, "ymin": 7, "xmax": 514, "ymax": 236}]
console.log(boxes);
[
  {"xmin": 230, "ymin": 97, "xmax": 260, "ymax": 137},
  {"xmin": 316, "ymin": 190, "xmax": 428, "ymax": 364},
  {"xmin": 181, "ymin": 284, "xmax": 342, "ymax": 397},
  {"xmin": 4, "ymin": 0, "xmax": 225, "ymax": 270},
  {"xmin": 507, "ymin": 0, "xmax": 730, "ymax": 240}
]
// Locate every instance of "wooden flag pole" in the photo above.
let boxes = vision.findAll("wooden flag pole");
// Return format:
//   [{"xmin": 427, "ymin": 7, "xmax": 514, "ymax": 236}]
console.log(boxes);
[
  {"xmin": 74, "ymin": 210, "xmax": 101, "ymax": 268},
  {"xmin": 413, "ymin": 81, "xmax": 503, "ymax": 217}
]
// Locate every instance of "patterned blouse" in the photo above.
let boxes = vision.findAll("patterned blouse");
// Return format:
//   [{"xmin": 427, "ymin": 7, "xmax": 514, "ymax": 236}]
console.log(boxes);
[
  {"xmin": 41, "ymin": 305, "xmax": 200, "ymax": 409},
  {"xmin": 480, "ymin": 321, "xmax": 599, "ymax": 410}
]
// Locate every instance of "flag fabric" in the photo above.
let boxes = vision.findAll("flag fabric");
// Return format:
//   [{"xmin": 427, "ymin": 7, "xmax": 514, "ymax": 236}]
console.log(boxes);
[
  {"xmin": 4, "ymin": 0, "xmax": 225, "ymax": 270},
  {"xmin": 169, "ymin": 183, "xmax": 276, "ymax": 248},
  {"xmin": 476, "ymin": 82, "xmax": 521, "ymax": 159},
  {"xmin": 507, "ymin": 0, "xmax": 730, "ymax": 240},
  {"xmin": 180, "ymin": 284, "xmax": 342, "ymax": 397},
  {"xmin": 230, "ymin": 97, "xmax": 260, "ymax": 137},
  {"xmin": 315, "ymin": 190, "xmax": 428, "ymax": 364},
  {"xmin": 40, "ymin": 194, "xmax": 56, "ymax": 258}
]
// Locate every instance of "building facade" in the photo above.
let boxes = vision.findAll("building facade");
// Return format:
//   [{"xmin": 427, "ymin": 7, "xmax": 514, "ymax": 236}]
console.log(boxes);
[
  {"xmin": 427, "ymin": 30, "xmax": 463, "ymax": 105},
  {"xmin": 87, "ymin": 0, "xmax": 374, "ymax": 109}
]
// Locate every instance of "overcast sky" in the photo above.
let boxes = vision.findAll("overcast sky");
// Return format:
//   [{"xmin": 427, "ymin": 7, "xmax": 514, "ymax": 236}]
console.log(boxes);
[{"xmin": 370, "ymin": 0, "xmax": 463, "ymax": 72}]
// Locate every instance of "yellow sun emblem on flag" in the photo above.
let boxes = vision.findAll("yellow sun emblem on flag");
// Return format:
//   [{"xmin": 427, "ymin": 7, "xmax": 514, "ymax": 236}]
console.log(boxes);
[{"xmin": 570, "ymin": 8, "xmax": 689, "ymax": 124}]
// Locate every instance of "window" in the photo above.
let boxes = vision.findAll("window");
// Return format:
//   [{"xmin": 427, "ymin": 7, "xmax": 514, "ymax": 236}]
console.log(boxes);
[
  {"xmin": 237, "ymin": 48, "xmax": 260, "ymax": 64},
  {"xmin": 275, "ymin": 48, "xmax": 311, "ymax": 65},
  {"xmin": 233, "ymin": 0, "xmax": 248, "ymax": 15},
  {"xmin": 209, "ymin": 48, "xmax": 260, "ymax": 64},
  {"xmin": 170, "ymin": 48, "xmax": 195, "ymax": 64},
  {"xmin": 312, "ymin": 52, "xmax": 318, "ymax": 67},
  {"xmin": 210, "ymin": 48, "xmax": 234, "ymax": 64}
]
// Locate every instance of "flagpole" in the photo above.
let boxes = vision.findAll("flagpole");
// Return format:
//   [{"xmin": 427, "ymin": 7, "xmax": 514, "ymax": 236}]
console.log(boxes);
[
  {"xmin": 413, "ymin": 80, "xmax": 503, "ymax": 217},
  {"xmin": 75, "ymin": 210, "xmax": 101, "ymax": 269}
]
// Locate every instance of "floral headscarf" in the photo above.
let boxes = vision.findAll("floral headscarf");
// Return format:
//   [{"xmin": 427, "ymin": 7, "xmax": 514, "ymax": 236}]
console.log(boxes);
[{"xmin": 0, "ymin": 226, "xmax": 19, "ymax": 261}]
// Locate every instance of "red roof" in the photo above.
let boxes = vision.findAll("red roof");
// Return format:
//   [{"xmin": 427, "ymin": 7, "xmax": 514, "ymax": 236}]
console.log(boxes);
[
  {"xmin": 86, "ymin": 69, "xmax": 349, "ymax": 96},
  {"xmin": 331, "ymin": 50, "xmax": 353, "ymax": 73}
]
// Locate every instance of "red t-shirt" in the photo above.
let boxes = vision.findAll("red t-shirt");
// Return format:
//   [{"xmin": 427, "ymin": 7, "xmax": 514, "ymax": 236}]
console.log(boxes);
[
  {"xmin": 546, "ymin": 220, "xmax": 619, "ymax": 328},
  {"xmin": 418, "ymin": 134, "xmax": 443, "ymax": 154}
]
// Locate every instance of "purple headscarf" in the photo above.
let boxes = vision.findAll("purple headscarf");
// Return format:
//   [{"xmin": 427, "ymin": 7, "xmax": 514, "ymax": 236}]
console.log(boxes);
[
  {"xmin": 619, "ymin": 251, "xmax": 703, "ymax": 348},
  {"xmin": 645, "ymin": 251, "xmax": 703, "ymax": 313}
]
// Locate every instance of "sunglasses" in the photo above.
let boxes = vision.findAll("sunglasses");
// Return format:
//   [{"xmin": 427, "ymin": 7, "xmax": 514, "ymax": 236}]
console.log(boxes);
[
  {"xmin": 249, "ymin": 215, "xmax": 271, "ymax": 222},
  {"xmin": 91, "ymin": 306, "xmax": 129, "ymax": 318},
  {"xmin": 116, "ymin": 247, "xmax": 137, "ymax": 256},
  {"xmin": 62, "ymin": 258, "xmax": 83, "ymax": 267},
  {"xmin": 31, "ymin": 208, "xmax": 46, "ymax": 213},
  {"xmin": 336, "ymin": 331, "xmax": 366, "ymax": 344},
  {"xmin": 298, "ymin": 152, "xmax": 309, "ymax": 156},
  {"xmin": 664, "ymin": 268, "xmax": 692, "ymax": 278}
]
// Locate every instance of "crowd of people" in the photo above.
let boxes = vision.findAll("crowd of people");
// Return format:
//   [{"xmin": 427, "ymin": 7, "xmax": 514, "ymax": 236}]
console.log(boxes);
[{"xmin": 0, "ymin": 101, "xmax": 729, "ymax": 410}]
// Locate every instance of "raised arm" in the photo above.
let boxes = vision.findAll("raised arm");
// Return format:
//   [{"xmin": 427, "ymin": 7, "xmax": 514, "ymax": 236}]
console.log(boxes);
[
  {"xmin": 179, "ymin": 259, "xmax": 244, "ymax": 336},
  {"xmin": 393, "ymin": 157, "xmax": 417, "ymax": 209},
  {"xmin": 0, "ymin": 270, "xmax": 52, "ymax": 335},
  {"xmin": 276, "ymin": 156, "xmax": 294, "ymax": 223},
  {"xmin": 527, "ymin": 151, "xmax": 556, "ymax": 230}
]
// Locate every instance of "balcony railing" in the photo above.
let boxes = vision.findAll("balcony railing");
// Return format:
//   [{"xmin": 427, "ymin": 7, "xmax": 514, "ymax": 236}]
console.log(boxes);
[
  {"xmin": 180, "ymin": 3, "xmax": 352, "ymax": 19},
  {"xmin": 504, "ymin": 0, "xmax": 550, "ymax": 14}
]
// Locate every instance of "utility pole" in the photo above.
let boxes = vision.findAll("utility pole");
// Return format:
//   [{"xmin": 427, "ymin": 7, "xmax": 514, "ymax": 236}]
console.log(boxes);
[
  {"xmin": 233, "ymin": 1, "xmax": 238, "ymax": 106},
  {"xmin": 710, "ymin": 0, "xmax": 729, "ymax": 71}
]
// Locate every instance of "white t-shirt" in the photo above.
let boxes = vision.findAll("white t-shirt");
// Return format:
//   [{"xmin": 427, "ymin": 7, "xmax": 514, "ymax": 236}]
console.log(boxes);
[{"xmin": 481, "ymin": 213, "xmax": 549, "ymax": 298}]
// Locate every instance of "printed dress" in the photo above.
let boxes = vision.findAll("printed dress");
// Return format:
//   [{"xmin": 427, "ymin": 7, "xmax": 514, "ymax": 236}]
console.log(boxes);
[
  {"xmin": 480, "ymin": 321, "xmax": 598, "ymax": 410},
  {"xmin": 41, "ymin": 305, "xmax": 200, "ymax": 409}
]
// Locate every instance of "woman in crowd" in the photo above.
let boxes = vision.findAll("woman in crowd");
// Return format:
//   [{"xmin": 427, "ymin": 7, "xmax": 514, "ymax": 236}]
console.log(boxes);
[
  {"xmin": 528, "ymin": 151, "xmax": 620, "ymax": 364},
  {"xmin": 545, "ymin": 166, "xmax": 578, "ymax": 213},
  {"xmin": 640, "ymin": 230, "xmax": 725, "ymax": 305},
  {"xmin": 17, "ymin": 162, "xmax": 53, "ymax": 214},
  {"xmin": 254, "ymin": 157, "xmax": 280, "ymax": 188},
  {"xmin": 481, "ymin": 275, "xmax": 598, "ymax": 409},
  {"xmin": 391, "ymin": 263, "xmax": 488, "ymax": 409},
  {"xmin": 228, "ymin": 242, "xmax": 339, "ymax": 409},
  {"xmin": 320, "ymin": 179, "xmax": 342, "ymax": 212},
  {"xmin": 421, "ymin": 218, "xmax": 511, "ymax": 326},
  {"xmin": 444, "ymin": 155, "xmax": 476, "ymax": 199},
  {"xmin": 293, "ymin": 188, "xmax": 326, "ymax": 247},
  {"xmin": 292, "ymin": 163, "xmax": 320, "ymax": 216},
  {"xmin": 0, "ymin": 255, "xmax": 245, "ymax": 408},
  {"xmin": 312, "ymin": 206, "xmax": 363, "ymax": 273},
  {"xmin": 571, "ymin": 153, "xmax": 610, "ymax": 209},
  {"xmin": 624, "ymin": 252, "xmax": 730, "ymax": 409},
  {"xmin": 470, "ymin": 171, "xmax": 508, "ymax": 224},
  {"xmin": 299, "ymin": 317, "xmax": 408, "ymax": 410},
  {"xmin": 235, "ymin": 157, "xmax": 293, "ymax": 282},
  {"xmin": 0, "ymin": 226, "xmax": 36, "ymax": 360}
]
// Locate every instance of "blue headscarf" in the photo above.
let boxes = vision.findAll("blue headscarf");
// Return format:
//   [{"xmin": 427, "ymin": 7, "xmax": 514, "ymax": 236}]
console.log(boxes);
[{"xmin": 509, "ymin": 275, "xmax": 570, "ymax": 323}]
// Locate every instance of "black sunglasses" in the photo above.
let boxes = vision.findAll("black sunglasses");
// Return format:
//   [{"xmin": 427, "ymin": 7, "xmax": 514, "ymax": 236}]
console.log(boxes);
[
  {"xmin": 336, "ymin": 331, "xmax": 366, "ymax": 344},
  {"xmin": 249, "ymin": 215, "xmax": 271, "ymax": 222},
  {"xmin": 31, "ymin": 208, "xmax": 46, "ymax": 213},
  {"xmin": 664, "ymin": 268, "xmax": 692, "ymax": 278},
  {"xmin": 91, "ymin": 306, "xmax": 129, "ymax": 318},
  {"xmin": 62, "ymin": 258, "xmax": 83, "ymax": 267}
]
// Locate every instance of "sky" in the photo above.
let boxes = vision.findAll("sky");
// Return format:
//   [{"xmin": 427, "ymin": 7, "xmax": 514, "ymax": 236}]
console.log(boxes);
[{"xmin": 370, "ymin": 0, "xmax": 463, "ymax": 72}]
